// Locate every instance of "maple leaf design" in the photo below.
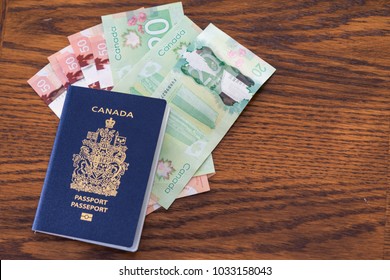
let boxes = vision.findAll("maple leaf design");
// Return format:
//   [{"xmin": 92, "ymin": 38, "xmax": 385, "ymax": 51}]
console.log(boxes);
[
  {"xmin": 174, "ymin": 42, "xmax": 189, "ymax": 59},
  {"xmin": 156, "ymin": 159, "xmax": 176, "ymax": 180},
  {"xmin": 95, "ymin": 58, "xmax": 109, "ymax": 70},
  {"xmin": 77, "ymin": 54, "xmax": 94, "ymax": 67},
  {"xmin": 66, "ymin": 70, "xmax": 83, "ymax": 84},
  {"xmin": 102, "ymin": 86, "xmax": 113, "ymax": 91},
  {"xmin": 40, "ymin": 87, "xmax": 65, "ymax": 105},
  {"xmin": 122, "ymin": 30, "xmax": 141, "ymax": 48},
  {"xmin": 88, "ymin": 81, "xmax": 100, "ymax": 89},
  {"xmin": 41, "ymin": 94, "xmax": 51, "ymax": 105}
]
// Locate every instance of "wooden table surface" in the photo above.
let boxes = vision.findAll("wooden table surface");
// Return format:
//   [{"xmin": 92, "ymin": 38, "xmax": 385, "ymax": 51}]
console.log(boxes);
[{"xmin": 0, "ymin": 0, "xmax": 389, "ymax": 260}]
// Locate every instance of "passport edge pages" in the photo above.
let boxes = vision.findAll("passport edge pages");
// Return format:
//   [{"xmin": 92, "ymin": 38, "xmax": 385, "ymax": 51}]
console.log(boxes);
[{"xmin": 32, "ymin": 86, "xmax": 170, "ymax": 252}]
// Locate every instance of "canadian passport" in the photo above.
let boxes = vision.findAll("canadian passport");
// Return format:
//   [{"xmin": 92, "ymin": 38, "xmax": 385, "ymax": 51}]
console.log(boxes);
[{"xmin": 32, "ymin": 86, "xmax": 169, "ymax": 251}]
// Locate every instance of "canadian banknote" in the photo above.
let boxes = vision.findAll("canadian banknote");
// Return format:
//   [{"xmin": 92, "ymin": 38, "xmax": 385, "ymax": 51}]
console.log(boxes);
[
  {"xmin": 117, "ymin": 23, "xmax": 275, "ymax": 208},
  {"xmin": 48, "ymin": 50, "xmax": 70, "ymax": 88},
  {"xmin": 48, "ymin": 46, "xmax": 90, "ymax": 88},
  {"xmin": 112, "ymin": 16, "xmax": 216, "ymax": 201},
  {"xmin": 68, "ymin": 24, "xmax": 103, "ymax": 88},
  {"xmin": 146, "ymin": 174, "xmax": 211, "ymax": 215},
  {"xmin": 28, "ymin": 64, "xmax": 67, "ymax": 117},
  {"xmin": 89, "ymin": 34, "xmax": 114, "ymax": 90},
  {"xmin": 46, "ymin": 45, "xmax": 98, "ymax": 116},
  {"xmin": 152, "ymin": 24, "xmax": 275, "ymax": 208},
  {"xmin": 102, "ymin": 2, "xmax": 184, "ymax": 84}
]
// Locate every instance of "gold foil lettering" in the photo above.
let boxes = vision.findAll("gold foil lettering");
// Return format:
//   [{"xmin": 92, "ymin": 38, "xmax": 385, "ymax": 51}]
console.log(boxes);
[{"xmin": 91, "ymin": 106, "xmax": 134, "ymax": 118}]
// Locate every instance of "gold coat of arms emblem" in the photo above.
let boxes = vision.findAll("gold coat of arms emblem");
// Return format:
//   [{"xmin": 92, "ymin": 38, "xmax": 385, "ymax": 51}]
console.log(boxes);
[{"xmin": 70, "ymin": 118, "xmax": 129, "ymax": 197}]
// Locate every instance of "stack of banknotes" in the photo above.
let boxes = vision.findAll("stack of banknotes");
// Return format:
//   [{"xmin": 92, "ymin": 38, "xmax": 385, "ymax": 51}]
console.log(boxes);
[{"xmin": 28, "ymin": 2, "xmax": 275, "ymax": 214}]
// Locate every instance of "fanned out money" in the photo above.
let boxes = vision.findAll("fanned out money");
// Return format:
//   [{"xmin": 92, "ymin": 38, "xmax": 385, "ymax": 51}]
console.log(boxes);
[{"xmin": 28, "ymin": 2, "xmax": 275, "ymax": 212}]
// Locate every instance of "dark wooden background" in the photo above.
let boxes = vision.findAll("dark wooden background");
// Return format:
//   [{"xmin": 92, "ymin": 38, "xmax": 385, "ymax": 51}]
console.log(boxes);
[{"xmin": 0, "ymin": 0, "xmax": 389, "ymax": 259}]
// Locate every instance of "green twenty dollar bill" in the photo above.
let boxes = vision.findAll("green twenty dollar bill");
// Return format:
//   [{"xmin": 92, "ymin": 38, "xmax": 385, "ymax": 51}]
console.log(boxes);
[
  {"xmin": 102, "ymin": 2, "xmax": 184, "ymax": 84},
  {"xmin": 115, "ymin": 20, "xmax": 275, "ymax": 208},
  {"xmin": 148, "ymin": 24, "xmax": 276, "ymax": 208},
  {"xmin": 113, "ymin": 16, "xmax": 215, "ymax": 188}
]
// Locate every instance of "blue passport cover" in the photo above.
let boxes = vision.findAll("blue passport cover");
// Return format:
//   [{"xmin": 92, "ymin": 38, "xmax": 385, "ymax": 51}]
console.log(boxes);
[{"xmin": 32, "ymin": 86, "xmax": 169, "ymax": 251}]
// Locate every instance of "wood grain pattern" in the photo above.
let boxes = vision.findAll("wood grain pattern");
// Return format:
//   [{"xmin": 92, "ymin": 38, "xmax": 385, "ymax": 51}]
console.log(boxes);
[{"xmin": 0, "ymin": 0, "xmax": 389, "ymax": 259}]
